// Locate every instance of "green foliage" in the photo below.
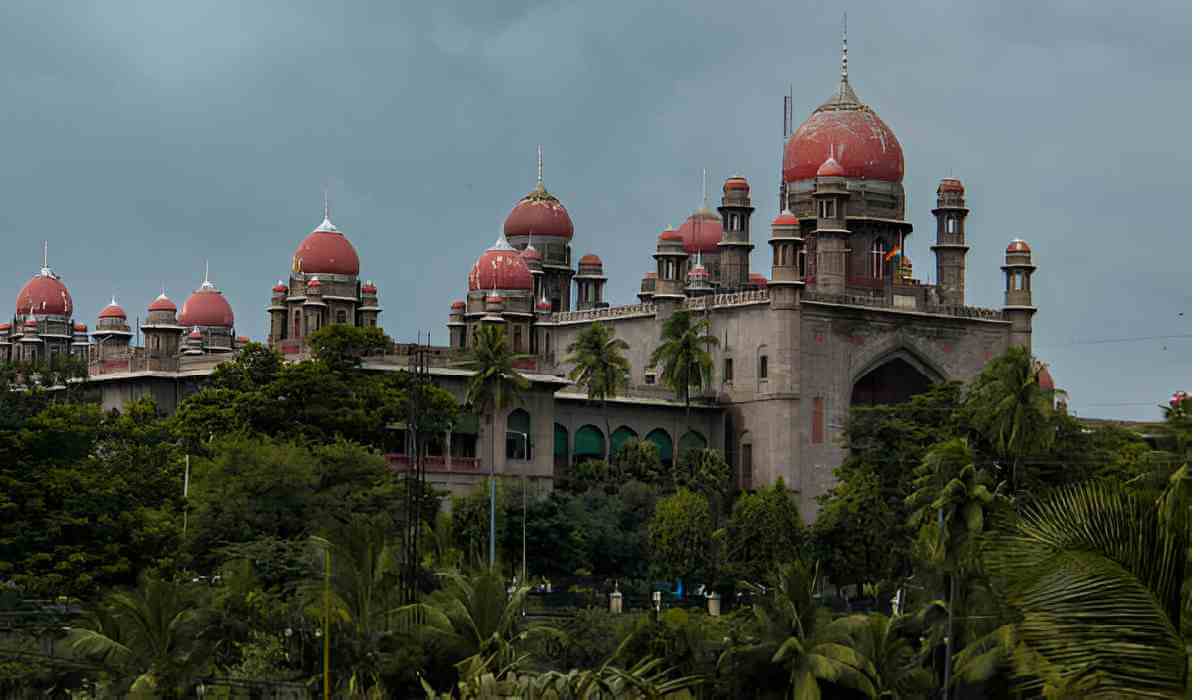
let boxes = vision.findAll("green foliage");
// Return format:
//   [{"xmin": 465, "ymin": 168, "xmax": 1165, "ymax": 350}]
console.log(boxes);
[
  {"xmin": 207, "ymin": 342, "xmax": 283, "ymax": 391},
  {"xmin": 612, "ymin": 438, "xmax": 668, "ymax": 488},
  {"xmin": 451, "ymin": 485, "xmax": 493, "ymax": 570},
  {"xmin": 307, "ymin": 324, "xmax": 391, "ymax": 371},
  {"xmin": 650, "ymin": 310, "xmax": 717, "ymax": 414},
  {"xmin": 464, "ymin": 324, "xmax": 530, "ymax": 418},
  {"xmin": 648, "ymin": 488, "xmax": 715, "ymax": 587},
  {"xmin": 723, "ymin": 479, "xmax": 805, "ymax": 584}
]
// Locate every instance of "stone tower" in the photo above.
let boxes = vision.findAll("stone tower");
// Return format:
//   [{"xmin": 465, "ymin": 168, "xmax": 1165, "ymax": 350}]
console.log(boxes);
[
  {"xmin": 1002, "ymin": 239, "xmax": 1037, "ymax": 349},
  {"xmin": 768, "ymin": 207, "xmax": 804, "ymax": 308},
  {"xmin": 931, "ymin": 178, "xmax": 969, "ymax": 306},
  {"xmin": 142, "ymin": 293, "xmax": 183, "ymax": 370},
  {"xmin": 718, "ymin": 176, "xmax": 754, "ymax": 289},
  {"xmin": 574, "ymin": 255, "xmax": 606, "ymax": 310},
  {"xmin": 811, "ymin": 156, "xmax": 851, "ymax": 295},
  {"xmin": 652, "ymin": 227, "xmax": 688, "ymax": 318}
]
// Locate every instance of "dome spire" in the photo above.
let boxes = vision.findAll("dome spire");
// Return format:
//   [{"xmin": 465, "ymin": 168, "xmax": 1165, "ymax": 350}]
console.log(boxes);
[
  {"xmin": 39, "ymin": 240, "xmax": 53, "ymax": 277},
  {"xmin": 701, "ymin": 168, "xmax": 710, "ymax": 209},
  {"xmin": 537, "ymin": 144, "xmax": 543, "ymax": 186},
  {"xmin": 841, "ymin": 12, "xmax": 848, "ymax": 84},
  {"xmin": 200, "ymin": 260, "xmax": 215, "ymax": 290}
]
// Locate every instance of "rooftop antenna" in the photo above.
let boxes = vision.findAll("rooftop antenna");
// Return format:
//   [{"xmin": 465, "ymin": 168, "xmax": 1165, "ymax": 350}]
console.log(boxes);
[{"xmin": 841, "ymin": 12, "xmax": 849, "ymax": 83}]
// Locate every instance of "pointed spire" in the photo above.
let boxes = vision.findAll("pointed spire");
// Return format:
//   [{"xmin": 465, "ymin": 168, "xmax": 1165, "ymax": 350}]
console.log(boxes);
[
  {"xmin": 841, "ymin": 12, "xmax": 848, "ymax": 83},
  {"xmin": 537, "ymin": 144, "xmax": 543, "ymax": 186},
  {"xmin": 200, "ymin": 260, "xmax": 215, "ymax": 290},
  {"xmin": 316, "ymin": 187, "xmax": 339, "ymax": 232},
  {"xmin": 39, "ymin": 241, "xmax": 52, "ymax": 277},
  {"xmin": 323, "ymin": 186, "xmax": 330, "ymax": 221},
  {"xmin": 702, "ymin": 168, "xmax": 709, "ymax": 209}
]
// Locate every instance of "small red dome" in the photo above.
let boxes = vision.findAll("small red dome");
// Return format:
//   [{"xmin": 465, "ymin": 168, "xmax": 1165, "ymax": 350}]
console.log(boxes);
[
  {"xmin": 643, "ymin": 271, "xmax": 658, "ymax": 279},
  {"xmin": 749, "ymin": 272, "xmax": 768, "ymax": 288},
  {"xmin": 149, "ymin": 294, "xmax": 177, "ymax": 312},
  {"xmin": 816, "ymin": 157, "xmax": 846, "ymax": 177},
  {"xmin": 535, "ymin": 298, "xmax": 552, "ymax": 311},
  {"xmin": 292, "ymin": 217, "xmax": 360, "ymax": 276},
  {"xmin": 659, "ymin": 227, "xmax": 682, "ymax": 242},
  {"xmin": 783, "ymin": 83, "xmax": 904, "ymax": 182},
  {"xmin": 579, "ymin": 254, "xmax": 602, "ymax": 265},
  {"xmin": 1007, "ymin": 239, "xmax": 1031, "ymax": 253},
  {"xmin": 1036, "ymin": 366, "xmax": 1054, "ymax": 391},
  {"xmin": 188, "ymin": 328, "xmax": 203, "ymax": 339},
  {"xmin": 272, "ymin": 281, "xmax": 288, "ymax": 294},
  {"xmin": 307, "ymin": 277, "xmax": 322, "ymax": 288},
  {"xmin": 15, "ymin": 273, "xmax": 73, "ymax": 317},
  {"xmin": 503, "ymin": 183, "xmax": 574, "ymax": 240},
  {"xmin": 678, "ymin": 209, "xmax": 723, "ymax": 254},
  {"xmin": 450, "ymin": 299, "xmax": 466, "ymax": 310},
  {"xmin": 772, "ymin": 210, "xmax": 799, "ymax": 227},
  {"xmin": 24, "ymin": 318, "xmax": 38, "ymax": 328},
  {"xmin": 938, "ymin": 178, "xmax": 964, "ymax": 193},
  {"xmin": 0, "ymin": 323, "xmax": 10, "ymax": 331},
  {"xmin": 469, "ymin": 237, "xmax": 533, "ymax": 292},
  {"xmin": 687, "ymin": 264, "xmax": 709, "ymax": 279},
  {"xmin": 74, "ymin": 322, "xmax": 87, "ymax": 332},
  {"xmin": 361, "ymin": 281, "xmax": 377, "ymax": 294},
  {"xmin": 98, "ymin": 301, "xmax": 127, "ymax": 319},
  {"xmin": 520, "ymin": 246, "xmax": 543, "ymax": 261},
  {"xmin": 237, "ymin": 335, "xmax": 250, "ymax": 343},
  {"xmin": 486, "ymin": 293, "xmax": 504, "ymax": 304},
  {"xmin": 723, "ymin": 176, "xmax": 750, "ymax": 192},
  {"xmin": 179, "ymin": 284, "xmax": 235, "ymax": 328}
]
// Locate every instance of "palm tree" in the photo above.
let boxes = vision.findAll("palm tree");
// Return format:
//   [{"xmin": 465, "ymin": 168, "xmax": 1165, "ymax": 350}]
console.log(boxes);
[
  {"xmin": 565, "ymin": 321, "xmax": 631, "ymax": 457},
  {"xmin": 719, "ymin": 560, "xmax": 877, "ymax": 699},
  {"xmin": 905, "ymin": 438, "xmax": 999, "ymax": 699},
  {"xmin": 963, "ymin": 345, "xmax": 1062, "ymax": 496},
  {"xmin": 400, "ymin": 569, "xmax": 564, "ymax": 674},
  {"xmin": 980, "ymin": 472, "xmax": 1190, "ymax": 697},
  {"xmin": 463, "ymin": 324, "xmax": 530, "ymax": 568},
  {"xmin": 67, "ymin": 575, "xmax": 214, "ymax": 697},
  {"xmin": 649, "ymin": 310, "xmax": 717, "ymax": 447},
  {"xmin": 840, "ymin": 613, "xmax": 936, "ymax": 699}
]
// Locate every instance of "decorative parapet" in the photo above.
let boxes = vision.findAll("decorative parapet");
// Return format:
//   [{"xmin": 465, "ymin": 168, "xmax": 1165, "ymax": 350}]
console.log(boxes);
[
  {"xmin": 803, "ymin": 290, "xmax": 1004, "ymax": 320},
  {"xmin": 685, "ymin": 289, "xmax": 769, "ymax": 311},
  {"xmin": 550, "ymin": 303, "xmax": 655, "ymax": 324}
]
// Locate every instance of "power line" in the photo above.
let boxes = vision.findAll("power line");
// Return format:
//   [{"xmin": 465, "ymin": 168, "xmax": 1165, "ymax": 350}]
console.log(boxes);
[{"xmin": 1041, "ymin": 333, "xmax": 1190, "ymax": 348}]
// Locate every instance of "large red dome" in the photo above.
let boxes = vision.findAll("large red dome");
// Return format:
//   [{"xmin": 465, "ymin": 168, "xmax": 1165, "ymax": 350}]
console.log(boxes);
[
  {"xmin": 678, "ymin": 208, "xmax": 723, "ymax": 254},
  {"xmin": 783, "ymin": 79, "xmax": 903, "ymax": 183},
  {"xmin": 15, "ymin": 272, "xmax": 73, "ymax": 317},
  {"xmin": 503, "ymin": 182, "xmax": 574, "ymax": 240},
  {"xmin": 292, "ymin": 216, "xmax": 360, "ymax": 276},
  {"xmin": 468, "ymin": 236, "xmax": 533, "ymax": 292},
  {"xmin": 179, "ymin": 283, "xmax": 235, "ymax": 328}
]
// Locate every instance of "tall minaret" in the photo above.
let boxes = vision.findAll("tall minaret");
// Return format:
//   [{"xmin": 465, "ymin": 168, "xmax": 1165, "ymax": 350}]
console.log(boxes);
[
  {"xmin": 1002, "ymin": 238, "xmax": 1037, "ymax": 349},
  {"xmin": 931, "ymin": 178, "xmax": 969, "ymax": 306},
  {"xmin": 718, "ymin": 175, "xmax": 754, "ymax": 289},
  {"xmin": 811, "ymin": 152, "xmax": 851, "ymax": 295}
]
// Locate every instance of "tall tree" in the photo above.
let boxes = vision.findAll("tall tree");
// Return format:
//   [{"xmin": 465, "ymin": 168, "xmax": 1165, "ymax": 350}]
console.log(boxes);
[
  {"xmin": 564, "ymin": 321, "xmax": 631, "ymax": 453},
  {"xmin": 650, "ymin": 310, "xmax": 717, "ymax": 446},
  {"xmin": 463, "ymin": 324, "xmax": 530, "ymax": 568},
  {"xmin": 306, "ymin": 324, "xmax": 391, "ymax": 372},
  {"xmin": 648, "ymin": 487, "xmax": 715, "ymax": 591},
  {"xmin": 963, "ymin": 345, "xmax": 1061, "ymax": 496}
]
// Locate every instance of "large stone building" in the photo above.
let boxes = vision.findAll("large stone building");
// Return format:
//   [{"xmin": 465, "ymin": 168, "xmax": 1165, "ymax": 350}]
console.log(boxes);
[{"xmin": 56, "ymin": 43, "xmax": 1052, "ymax": 519}]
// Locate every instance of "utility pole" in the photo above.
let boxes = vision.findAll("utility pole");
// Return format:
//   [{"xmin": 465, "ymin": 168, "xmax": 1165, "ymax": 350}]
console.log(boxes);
[
  {"xmin": 323, "ymin": 545, "xmax": 331, "ymax": 700},
  {"xmin": 404, "ymin": 333, "xmax": 433, "ymax": 603}
]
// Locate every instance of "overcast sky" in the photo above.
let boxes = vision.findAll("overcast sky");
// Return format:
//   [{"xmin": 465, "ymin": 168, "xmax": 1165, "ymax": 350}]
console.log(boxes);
[{"xmin": 0, "ymin": 1, "xmax": 1189, "ymax": 420}]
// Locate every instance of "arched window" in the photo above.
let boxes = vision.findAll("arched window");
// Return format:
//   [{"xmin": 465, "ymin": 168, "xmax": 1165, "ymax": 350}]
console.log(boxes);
[
  {"xmin": 871, "ymin": 238, "xmax": 889, "ymax": 279},
  {"xmin": 573, "ymin": 425, "xmax": 605, "ymax": 461},
  {"xmin": 679, "ymin": 430, "xmax": 707, "ymax": 457},
  {"xmin": 506, "ymin": 409, "xmax": 531, "ymax": 459},
  {"xmin": 609, "ymin": 426, "xmax": 638, "ymax": 461},
  {"xmin": 336, "ymin": 309, "xmax": 347, "ymax": 324},
  {"xmin": 513, "ymin": 325, "xmax": 523, "ymax": 353},
  {"xmin": 947, "ymin": 217, "xmax": 957, "ymax": 234},
  {"xmin": 739, "ymin": 432, "xmax": 754, "ymax": 490},
  {"xmin": 646, "ymin": 428, "xmax": 673, "ymax": 466},
  {"xmin": 554, "ymin": 423, "xmax": 569, "ymax": 469}
]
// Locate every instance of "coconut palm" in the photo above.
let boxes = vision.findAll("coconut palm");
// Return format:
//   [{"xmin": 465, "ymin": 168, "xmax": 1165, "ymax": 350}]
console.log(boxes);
[
  {"xmin": 719, "ymin": 560, "xmax": 877, "ymax": 699},
  {"xmin": 649, "ymin": 310, "xmax": 717, "ymax": 438},
  {"xmin": 980, "ymin": 472, "xmax": 1190, "ymax": 697},
  {"xmin": 463, "ymin": 323, "xmax": 530, "ymax": 567},
  {"xmin": 963, "ymin": 345, "xmax": 1062, "ymax": 496},
  {"xmin": 66, "ymin": 575, "xmax": 214, "ymax": 697},
  {"xmin": 565, "ymin": 321, "xmax": 631, "ymax": 455},
  {"xmin": 839, "ymin": 613, "xmax": 936, "ymax": 699},
  {"xmin": 399, "ymin": 568, "xmax": 564, "ymax": 673}
]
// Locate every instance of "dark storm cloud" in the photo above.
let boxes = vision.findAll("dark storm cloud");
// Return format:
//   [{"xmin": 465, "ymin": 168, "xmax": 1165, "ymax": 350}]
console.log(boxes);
[{"xmin": 0, "ymin": 0, "xmax": 1188, "ymax": 420}]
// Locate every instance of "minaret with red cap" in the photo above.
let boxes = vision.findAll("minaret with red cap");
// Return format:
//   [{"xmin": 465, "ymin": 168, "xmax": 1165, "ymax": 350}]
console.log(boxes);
[
  {"xmin": 1002, "ymin": 239, "xmax": 1037, "ymax": 349},
  {"xmin": 718, "ymin": 175, "xmax": 755, "ymax": 289},
  {"xmin": 812, "ymin": 151, "xmax": 851, "ymax": 295},
  {"xmin": 932, "ymin": 178, "xmax": 969, "ymax": 306}
]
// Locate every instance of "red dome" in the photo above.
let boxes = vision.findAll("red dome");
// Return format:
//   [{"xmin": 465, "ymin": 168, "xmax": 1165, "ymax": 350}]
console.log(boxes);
[
  {"xmin": 772, "ymin": 210, "xmax": 799, "ymax": 227},
  {"xmin": 149, "ymin": 294, "xmax": 177, "ymax": 312},
  {"xmin": 188, "ymin": 328, "xmax": 203, "ymax": 339},
  {"xmin": 535, "ymin": 298, "xmax": 552, "ymax": 311},
  {"xmin": 450, "ymin": 299, "xmax": 466, "ymax": 310},
  {"xmin": 579, "ymin": 254, "xmax": 602, "ymax": 265},
  {"xmin": 74, "ymin": 322, "xmax": 87, "ymax": 332},
  {"xmin": 361, "ymin": 281, "xmax": 377, "ymax": 294},
  {"xmin": 521, "ymin": 246, "xmax": 543, "ymax": 261},
  {"xmin": 237, "ymin": 335, "xmax": 250, "ymax": 343},
  {"xmin": 723, "ymin": 176, "xmax": 750, "ymax": 192},
  {"xmin": 816, "ymin": 157, "xmax": 846, "ymax": 177},
  {"xmin": 783, "ymin": 80, "xmax": 903, "ymax": 183},
  {"xmin": 503, "ymin": 183, "xmax": 574, "ymax": 240},
  {"xmin": 24, "ymin": 318, "xmax": 38, "ymax": 328},
  {"xmin": 98, "ymin": 301, "xmax": 126, "ymax": 319},
  {"xmin": 307, "ymin": 277, "xmax": 322, "ymax": 288},
  {"xmin": 15, "ymin": 273, "xmax": 73, "ymax": 317},
  {"xmin": 1007, "ymin": 239, "xmax": 1031, "ymax": 253},
  {"xmin": 292, "ymin": 217, "xmax": 360, "ymax": 276},
  {"xmin": 659, "ymin": 227, "xmax": 682, "ymax": 242},
  {"xmin": 0, "ymin": 323, "xmax": 9, "ymax": 331},
  {"xmin": 179, "ymin": 284, "xmax": 235, "ymax": 328},
  {"xmin": 272, "ymin": 281, "xmax": 288, "ymax": 294},
  {"xmin": 678, "ymin": 209, "xmax": 723, "ymax": 254},
  {"xmin": 938, "ymin": 178, "xmax": 964, "ymax": 193},
  {"xmin": 469, "ymin": 237, "xmax": 533, "ymax": 292},
  {"xmin": 643, "ymin": 271, "xmax": 658, "ymax": 279},
  {"xmin": 749, "ymin": 273, "xmax": 768, "ymax": 288},
  {"xmin": 687, "ymin": 264, "xmax": 709, "ymax": 279},
  {"xmin": 1037, "ymin": 366, "xmax": 1054, "ymax": 391},
  {"xmin": 486, "ymin": 293, "xmax": 504, "ymax": 304}
]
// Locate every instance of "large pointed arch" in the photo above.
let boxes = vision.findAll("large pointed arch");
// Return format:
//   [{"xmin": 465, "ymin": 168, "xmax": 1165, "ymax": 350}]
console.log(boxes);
[{"xmin": 850, "ymin": 342, "xmax": 946, "ymax": 407}]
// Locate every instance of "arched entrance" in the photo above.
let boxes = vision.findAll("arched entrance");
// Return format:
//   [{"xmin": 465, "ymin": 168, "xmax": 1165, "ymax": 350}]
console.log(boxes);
[{"xmin": 851, "ymin": 357, "xmax": 935, "ymax": 406}]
